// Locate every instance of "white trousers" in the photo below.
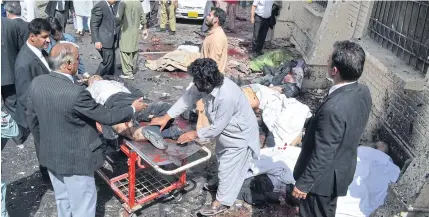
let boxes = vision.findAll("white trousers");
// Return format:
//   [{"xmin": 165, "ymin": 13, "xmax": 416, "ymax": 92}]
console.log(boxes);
[{"xmin": 75, "ymin": 15, "xmax": 91, "ymax": 32}]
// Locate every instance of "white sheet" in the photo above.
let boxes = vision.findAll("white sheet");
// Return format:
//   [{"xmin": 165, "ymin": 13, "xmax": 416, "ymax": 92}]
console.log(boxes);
[
  {"xmin": 247, "ymin": 146, "xmax": 400, "ymax": 216},
  {"xmin": 336, "ymin": 146, "xmax": 400, "ymax": 217}
]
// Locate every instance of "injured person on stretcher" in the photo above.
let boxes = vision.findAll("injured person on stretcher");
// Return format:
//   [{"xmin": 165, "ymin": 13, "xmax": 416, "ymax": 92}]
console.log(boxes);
[{"xmin": 85, "ymin": 75, "xmax": 184, "ymax": 149}]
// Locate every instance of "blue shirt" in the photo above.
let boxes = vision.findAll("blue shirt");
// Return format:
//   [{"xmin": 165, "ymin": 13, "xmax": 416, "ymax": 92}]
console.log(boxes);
[{"xmin": 46, "ymin": 33, "xmax": 86, "ymax": 74}]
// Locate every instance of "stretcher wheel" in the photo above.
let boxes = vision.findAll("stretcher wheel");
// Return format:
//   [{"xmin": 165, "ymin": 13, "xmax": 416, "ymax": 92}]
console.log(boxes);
[{"xmin": 119, "ymin": 208, "xmax": 137, "ymax": 217}]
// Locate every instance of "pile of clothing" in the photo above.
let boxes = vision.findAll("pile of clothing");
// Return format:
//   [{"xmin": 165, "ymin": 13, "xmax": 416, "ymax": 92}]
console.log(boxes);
[{"xmin": 252, "ymin": 59, "xmax": 305, "ymax": 98}]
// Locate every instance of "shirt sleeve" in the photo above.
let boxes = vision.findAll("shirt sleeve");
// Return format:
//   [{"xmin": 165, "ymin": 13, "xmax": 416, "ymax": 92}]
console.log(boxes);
[
  {"xmin": 253, "ymin": 0, "xmax": 259, "ymax": 6},
  {"xmin": 197, "ymin": 96, "xmax": 235, "ymax": 139},
  {"xmin": 167, "ymin": 84, "xmax": 202, "ymax": 118}
]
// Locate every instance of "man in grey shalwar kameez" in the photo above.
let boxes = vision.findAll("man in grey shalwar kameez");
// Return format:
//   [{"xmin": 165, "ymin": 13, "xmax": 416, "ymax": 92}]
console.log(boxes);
[{"xmin": 151, "ymin": 58, "xmax": 260, "ymax": 216}]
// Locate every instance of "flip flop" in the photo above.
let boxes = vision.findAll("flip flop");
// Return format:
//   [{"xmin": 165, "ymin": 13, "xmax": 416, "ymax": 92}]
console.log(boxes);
[{"xmin": 199, "ymin": 204, "xmax": 229, "ymax": 216}]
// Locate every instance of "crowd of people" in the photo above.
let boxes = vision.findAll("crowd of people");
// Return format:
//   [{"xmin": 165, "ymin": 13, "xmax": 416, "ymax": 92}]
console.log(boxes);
[{"xmin": 1, "ymin": 1, "xmax": 376, "ymax": 217}]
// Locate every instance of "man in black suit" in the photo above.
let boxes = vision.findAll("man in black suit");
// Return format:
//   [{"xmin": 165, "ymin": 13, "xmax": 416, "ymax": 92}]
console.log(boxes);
[
  {"xmin": 4, "ymin": 1, "xmax": 29, "ymax": 47},
  {"xmin": 91, "ymin": 0, "xmax": 120, "ymax": 76},
  {"xmin": 292, "ymin": 40, "xmax": 372, "ymax": 217},
  {"xmin": 44, "ymin": 0, "xmax": 73, "ymax": 32},
  {"xmin": 26, "ymin": 43, "xmax": 147, "ymax": 217},
  {"xmin": 1, "ymin": 17, "xmax": 20, "ymax": 128},
  {"xmin": 14, "ymin": 18, "xmax": 51, "ymax": 178}
]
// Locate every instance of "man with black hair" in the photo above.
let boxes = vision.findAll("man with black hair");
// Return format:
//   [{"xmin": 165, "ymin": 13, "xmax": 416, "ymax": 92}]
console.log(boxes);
[
  {"xmin": 4, "ymin": 1, "xmax": 28, "ymax": 47},
  {"xmin": 151, "ymin": 58, "xmax": 260, "ymax": 216},
  {"xmin": 201, "ymin": 7, "xmax": 228, "ymax": 74},
  {"xmin": 292, "ymin": 40, "xmax": 372, "ymax": 217},
  {"xmin": 14, "ymin": 18, "xmax": 51, "ymax": 180}
]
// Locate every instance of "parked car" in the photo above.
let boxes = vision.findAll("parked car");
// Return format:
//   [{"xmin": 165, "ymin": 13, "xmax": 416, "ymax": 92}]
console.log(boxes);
[{"xmin": 176, "ymin": 0, "xmax": 206, "ymax": 20}]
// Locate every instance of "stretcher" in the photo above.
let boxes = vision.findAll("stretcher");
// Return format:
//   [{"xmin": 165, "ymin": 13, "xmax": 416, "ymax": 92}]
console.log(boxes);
[{"xmin": 95, "ymin": 123, "xmax": 212, "ymax": 217}]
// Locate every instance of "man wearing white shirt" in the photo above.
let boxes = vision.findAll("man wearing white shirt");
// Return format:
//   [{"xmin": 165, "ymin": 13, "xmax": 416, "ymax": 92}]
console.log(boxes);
[
  {"xmin": 251, "ymin": 0, "xmax": 273, "ymax": 58},
  {"xmin": 14, "ymin": 18, "xmax": 52, "ymax": 181}
]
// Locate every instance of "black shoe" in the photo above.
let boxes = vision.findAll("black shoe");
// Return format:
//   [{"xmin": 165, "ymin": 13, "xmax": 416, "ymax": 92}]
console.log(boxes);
[
  {"xmin": 39, "ymin": 166, "xmax": 50, "ymax": 183},
  {"xmin": 158, "ymin": 28, "xmax": 166, "ymax": 32},
  {"xmin": 169, "ymin": 31, "xmax": 176, "ymax": 35},
  {"xmin": 142, "ymin": 126, "xmax": 168, "ymax": 150}
]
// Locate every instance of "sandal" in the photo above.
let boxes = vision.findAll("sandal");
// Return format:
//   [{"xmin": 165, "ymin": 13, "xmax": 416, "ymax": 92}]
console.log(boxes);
[
  {"xmin": 199, "ymin": 204, "xmax": 229, "ymax": 216},
  {"xmin": 203, "ymin": 183, "xmax": 218, "ymax": 192}
]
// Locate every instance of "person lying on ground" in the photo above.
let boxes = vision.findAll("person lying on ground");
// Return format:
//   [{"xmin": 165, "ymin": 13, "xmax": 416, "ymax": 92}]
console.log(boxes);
[
  {"xmin": 86, "ymin": 75, "xmax": 183, "ymax": 149},
  {"xmin": 241, "ymin": 83, "xmax": 311, "ymax": 150}
]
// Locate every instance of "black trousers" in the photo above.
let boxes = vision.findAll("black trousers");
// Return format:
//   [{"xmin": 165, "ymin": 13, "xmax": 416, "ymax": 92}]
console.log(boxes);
[
  {"xmin": 299, "ymin": 193, "xmax": 338, "ymax": 217},
  {"xmin": 252, "ymin": 14, "xmax": 270, "ymax": 53},
  {"xmin": 97, "ymin": 47, "xmax": 116, "ymax": 76}
]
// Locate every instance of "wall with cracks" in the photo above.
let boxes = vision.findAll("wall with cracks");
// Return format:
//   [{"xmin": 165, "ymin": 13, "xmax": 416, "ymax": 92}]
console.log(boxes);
[{"xmin": 275, "ymin": 0, "xmax": 429, "ymax": 215}]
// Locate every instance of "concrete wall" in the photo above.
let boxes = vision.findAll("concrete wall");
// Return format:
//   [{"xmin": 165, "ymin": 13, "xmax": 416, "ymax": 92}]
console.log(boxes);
[
  {"xmin": 274, "ymin": 1, "xmax": 324, "ymax": 61},
  {"xmin": 275, "ymin": 0, "xmax": 429, "ymax": 214}
]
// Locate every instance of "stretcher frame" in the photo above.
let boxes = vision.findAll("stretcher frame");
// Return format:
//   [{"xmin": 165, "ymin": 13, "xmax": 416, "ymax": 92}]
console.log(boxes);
[{"xmin": 95, "ymin": 123, "xmax": 212, "ymax": 217}]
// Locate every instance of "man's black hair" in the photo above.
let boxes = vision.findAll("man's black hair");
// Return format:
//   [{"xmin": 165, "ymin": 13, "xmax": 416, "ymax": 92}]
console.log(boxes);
[
  {"xmin": 211, "ymin": 7, "xmax": 226, "ymax": 26},
  {"xmin": 188, "ymin": 58, "xmax": 224, "ymax": 87},
  {"xmin": 4, "ymin": 1, "xmax": 21, "ymax": 16},
  {"xmin": 331, "ymin": 40, "xmax": 366, "ymax": 81},
  {"xmin": 28, "ymin": 18, "xmax": 52, "ymax": 36},
  {"xmin": 50, "ymin": 18, "xmax": 63, "ymax": 35}
]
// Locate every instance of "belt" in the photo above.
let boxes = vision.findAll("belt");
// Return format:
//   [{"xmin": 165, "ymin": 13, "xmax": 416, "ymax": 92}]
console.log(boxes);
[{"xmin": 55, "ymin": 10, "xmax": 65, "ymax": 13}]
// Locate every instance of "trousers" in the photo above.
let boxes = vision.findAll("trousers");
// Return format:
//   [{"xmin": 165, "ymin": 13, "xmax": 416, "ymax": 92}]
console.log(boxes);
[
  {"xmin": 75, "ymin": 15, "xmax": 90, "ymax": 32},
  {"xmin": 160, "ymin": 2, "xmax": 176, "ymax": 31},
  {"xmin": 227, "ymin": 3, "xmax": 238, "ymax": 30},
  {"xmin": 252, "ymin": 14, "xmax": 270, "ymax": 53},
  {"xmin": 120, "ymin": 51, "xmax": 138, "ymax": 77},
  {"xmin": 48, "ymin": 170, "xmax": 97, "ymax": 217},
  {"xmin": 97, "ymin": 47, "xmax": 116, "ymax": 76},
  {"xmin": 299, "ymin": 193, "xmax": 338, "ymax": 217}
]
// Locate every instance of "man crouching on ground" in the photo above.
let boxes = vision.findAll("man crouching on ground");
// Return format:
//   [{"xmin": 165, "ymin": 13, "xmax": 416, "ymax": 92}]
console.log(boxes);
[
  {"xmin": 150, "ymin": 58, "xmax": 260, "ymax": 216},
  {"xmin": 26, "ymin": 43, "xmax": 147, "ymax": 217}
]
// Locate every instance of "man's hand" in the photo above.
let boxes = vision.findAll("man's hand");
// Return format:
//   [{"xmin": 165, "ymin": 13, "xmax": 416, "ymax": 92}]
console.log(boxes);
[
  {"xmin": 142, "ymin": 29, "xmax": 149, "ymax": 40},
  {"xmin": 292, "ymin": 186, "xmax": 307, "ymax": 200},
  {"xmin": 95, "ymin": 42, "xmax": 103, "ymax": 50},
  {"xmin": 177, "ymin": 130, "xmax": 198, "ymax": 144},
  {"xmin": 131, "ymin": 97, "xmax": 147, "ymax": 112},
  {"xmin": 250, "ymin": 17, "xmax": 255, "ymax": 24},
  {"xmin": 150, "ymin": 114, "xmax": 171, "ymax": 131}
]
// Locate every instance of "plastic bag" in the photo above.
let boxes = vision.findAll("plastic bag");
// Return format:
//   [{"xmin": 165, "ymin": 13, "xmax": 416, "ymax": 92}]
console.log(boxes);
[{"xmin": 250, "ymin": 50, "xmax": 294, "ymax": 72}]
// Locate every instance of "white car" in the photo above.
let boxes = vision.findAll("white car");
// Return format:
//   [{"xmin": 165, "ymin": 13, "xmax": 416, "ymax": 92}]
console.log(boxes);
[{"xmin": 176, "ymin": 0, "xmax": 206, "ymax": 20}]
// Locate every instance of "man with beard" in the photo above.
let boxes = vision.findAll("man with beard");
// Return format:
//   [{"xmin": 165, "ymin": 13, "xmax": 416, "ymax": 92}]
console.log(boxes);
[
  {"xmin": 201, "ymin": 7, "xmax": 228, "ymax": 74},
  {"xmin": 151, "ymin": 58, "xmax": 260, "ymax": 216}
]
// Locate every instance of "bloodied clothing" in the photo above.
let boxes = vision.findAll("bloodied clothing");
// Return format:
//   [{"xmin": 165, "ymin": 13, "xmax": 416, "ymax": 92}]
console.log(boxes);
[{"xmin": 167, "ymin": 77, "xmax": 260, "ymax": 206}]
